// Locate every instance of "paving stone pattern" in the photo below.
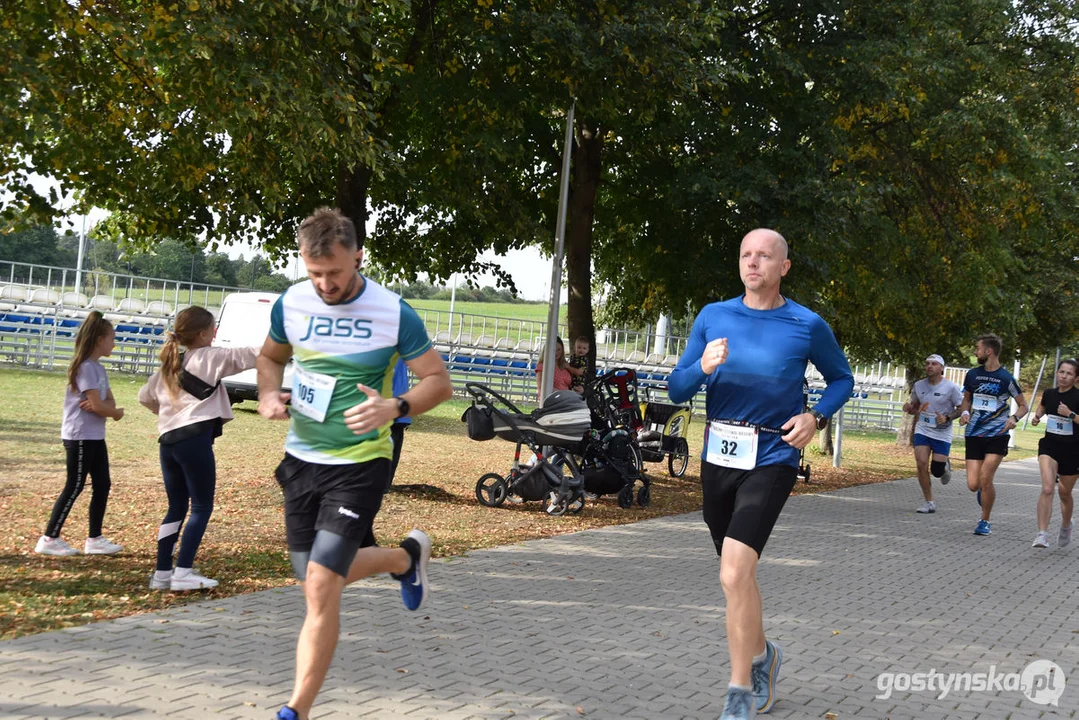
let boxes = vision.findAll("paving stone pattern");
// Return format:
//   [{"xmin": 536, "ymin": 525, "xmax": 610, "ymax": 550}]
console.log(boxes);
[{"xmin": 1, "ymin": 458, "xmax": 1075, "ymax": 719}]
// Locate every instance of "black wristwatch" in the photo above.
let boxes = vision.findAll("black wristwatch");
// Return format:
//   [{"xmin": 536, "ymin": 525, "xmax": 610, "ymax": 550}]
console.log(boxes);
[
  {"xmin": 395, "ymin": 396, "xmax": 410, "ymax": 418},
  {"xmin": 809, "ymin": 409, "xmax": 828, "ymax": 430},
  {"xmin": 1070, "ymin": 412, "xmax": 1077, "ymax": 421}
]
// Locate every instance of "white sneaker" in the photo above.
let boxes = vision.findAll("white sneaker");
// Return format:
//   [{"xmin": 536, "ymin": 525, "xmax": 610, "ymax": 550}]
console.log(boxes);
[
  {"xmin": 940, "ymin": 460, "xmax": 952, "ymax": 485},
  {"xmin": 916, "ymin": 501, "xmax": 936, "ymax": 514},
  {"xmin": 170, "ymin": 569, "xmax": 218, "ymax": 591},
  {"xmin": 1032, "ymin": 531, "xmax": 1050, "ymax": 548},
  {"xmin": 1059, "ymin": 525, "xmax": 1073, "ymax": 548},
  {"xmin": 506, "ymin": 494, "xmax": 524, "ymax": 504},
  {"xmin": 84, "ymin": 536, "xmax": 123, "ymax": 555},
  {"xmin": 149, "ymin": 571, "xmax": 172, "ymax": 591},
  {"xmin": 34, "ymin": 535, "xmax": 80, "ymax": 556}
]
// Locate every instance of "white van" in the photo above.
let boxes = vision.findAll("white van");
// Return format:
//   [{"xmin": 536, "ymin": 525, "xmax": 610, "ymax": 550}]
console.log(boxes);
[{"xmin": 213, "ymin": 292, "xmax": 293, "ymax": 404}]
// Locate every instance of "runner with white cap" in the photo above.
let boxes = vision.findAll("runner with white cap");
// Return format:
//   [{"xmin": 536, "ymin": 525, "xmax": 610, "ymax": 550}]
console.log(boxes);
[{"xmin": 902, "ymin": 354, "xmax": 964, "ymax": 513}]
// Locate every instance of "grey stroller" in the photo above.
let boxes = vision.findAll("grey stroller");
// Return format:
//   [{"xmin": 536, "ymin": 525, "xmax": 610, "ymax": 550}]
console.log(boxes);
[{"xmin": 463, "ymin": 383, "xmax": 592, "ymax": 516}]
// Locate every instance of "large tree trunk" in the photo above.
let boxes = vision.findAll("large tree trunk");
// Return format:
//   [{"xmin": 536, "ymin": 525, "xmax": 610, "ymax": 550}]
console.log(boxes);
[
  {"xmin": 565, "ymin": 119, "xmax": 603, "ymax": 366},
  {"xmin": 818, "ymin": 422, "xmax": 833, "ymax": 456},
  {"xmin": 895, "ymin": 366, "xmax": 918, "ymax": 447},
  {"xmin": 333, "ymin": 1, "xmax": 438, "ymax": 247},
  {"xmin": 336, "ymin": 163, "xmax": 373, "ymax": 245}
]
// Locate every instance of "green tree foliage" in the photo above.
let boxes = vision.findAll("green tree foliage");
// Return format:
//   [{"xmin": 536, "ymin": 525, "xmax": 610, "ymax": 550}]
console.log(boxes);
[
  {"xmin": 0, "ymin": 218, "xmax": 76, "ymax": 267},
  {"xmin": 595, "ymin": 0, "xmax": 1079, "ymax": 369},
  {"xmin": 1, "ymin": 0, "xmax": 388, "ymax": 252},
  {"xmin": 3, "ymin": 0, "xmax": 1076, "ymax": 374}
]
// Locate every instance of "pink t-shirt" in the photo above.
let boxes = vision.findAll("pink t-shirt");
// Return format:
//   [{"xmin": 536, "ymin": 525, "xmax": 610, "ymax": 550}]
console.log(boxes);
[{"xmin": 536, "ymin": 362, "xmax": 572, "ymax": 391}]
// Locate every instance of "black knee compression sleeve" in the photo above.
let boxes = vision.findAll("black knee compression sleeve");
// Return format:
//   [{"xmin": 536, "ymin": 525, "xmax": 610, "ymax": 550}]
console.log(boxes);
[
  {"xmin": 289, "ymin": 550, "xmax": 311, "ymax": 581},
  {"xmin": 931, "ymin": 460, "xmax": 946, "ymax": 478},
  {"xmin": 309, "ymin": 530, "xmax": 361, "ymax": 578}
]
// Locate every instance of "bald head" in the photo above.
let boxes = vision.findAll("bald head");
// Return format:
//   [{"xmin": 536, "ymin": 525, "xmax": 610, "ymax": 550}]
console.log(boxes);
[
  {"xmin": 739, "ymin": 228, "xmax": 791, "ymax": 297},
  {"xmin": 741, "ymin": 228, "xmax": 788, "ymax": 261}
]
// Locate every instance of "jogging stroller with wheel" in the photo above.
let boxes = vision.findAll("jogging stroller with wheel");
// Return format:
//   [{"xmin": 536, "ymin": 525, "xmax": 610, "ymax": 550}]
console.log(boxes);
[
  {"xmin": 580, "ymin": 368, "xmax": 651, "ymax": 508},
  {"xmin": 462, "ymin": 382, "xmax": 592, "ymax": 516}
]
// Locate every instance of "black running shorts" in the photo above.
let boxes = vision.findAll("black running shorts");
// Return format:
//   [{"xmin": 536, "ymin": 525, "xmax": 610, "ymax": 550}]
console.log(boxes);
[
  {"xmin": 275, "ymin": 454, "xmax": 391, "ymax": 551},
  {"xmin": 1038, "ymin": 438, "xmax": 1079, "ymax": 476},
  {"xmin": 700, "ymin": 462, "xmax": 798, "ymax": 558},
  {"xmin": 965, "ymin": 435, "xmax": 1010, "ymax": 461}
]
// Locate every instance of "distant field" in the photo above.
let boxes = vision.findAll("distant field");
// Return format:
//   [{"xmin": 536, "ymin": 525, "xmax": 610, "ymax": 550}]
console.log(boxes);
[{"xmin": 410, "ymin": 298, "xmax": 561, "ymax": 323}]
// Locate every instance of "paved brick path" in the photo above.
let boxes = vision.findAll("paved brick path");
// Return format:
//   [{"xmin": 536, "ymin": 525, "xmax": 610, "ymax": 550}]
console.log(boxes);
[{"xmin": 1, "ymin": 458, "xmax": 1074, "ymax": 719}]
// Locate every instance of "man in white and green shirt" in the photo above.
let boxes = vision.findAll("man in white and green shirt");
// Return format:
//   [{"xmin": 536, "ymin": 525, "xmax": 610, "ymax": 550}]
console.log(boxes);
[{"xmin": 257, "ymin": 208, "xmax": 452, "ymax": 720}]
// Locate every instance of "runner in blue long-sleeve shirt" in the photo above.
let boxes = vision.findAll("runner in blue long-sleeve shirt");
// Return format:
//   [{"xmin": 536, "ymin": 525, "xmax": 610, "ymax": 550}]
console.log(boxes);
[{"xmin": 668, "ymin": 229, "xmax": 854, "ymax": 720}]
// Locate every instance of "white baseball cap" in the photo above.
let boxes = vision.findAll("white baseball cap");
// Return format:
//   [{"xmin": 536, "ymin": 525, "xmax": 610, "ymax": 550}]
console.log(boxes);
[{"xmin": 925, "ymin": 354, "xmax": 946, "ymax": 367}]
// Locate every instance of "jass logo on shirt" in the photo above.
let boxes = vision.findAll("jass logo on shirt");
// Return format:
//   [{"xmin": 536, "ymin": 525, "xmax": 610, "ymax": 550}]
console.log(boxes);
[{"xmin": 299, "ymin": 315, "xmax": 373, "ymax": 342}]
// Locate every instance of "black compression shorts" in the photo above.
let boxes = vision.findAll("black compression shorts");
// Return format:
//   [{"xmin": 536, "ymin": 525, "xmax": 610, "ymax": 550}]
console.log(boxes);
[
  {"xmin": 275, "ymin": 454, "xmax": 391, "ymax": 552},
  {"xmin": 700, "ymin": 462, "xmax": 798, "ymax": 558}
]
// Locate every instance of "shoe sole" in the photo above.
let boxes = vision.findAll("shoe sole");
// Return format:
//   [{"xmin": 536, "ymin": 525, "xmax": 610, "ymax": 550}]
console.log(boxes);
[
  {"xmin": 1033, "ymin": 543, "xmax": 1048, "ymax": 548},
  {"xmin": 406, "ymin": 529, "xmax": 431, "ymax": 611},
  {"xmin": 84, "ymin": 547, "xmax": 123, "ymax": 555},
  {"xmin": 916, "ymin": 508, "xmax": 936, "ymax": 513},
  {"xmin": 35, "ymin": 549, "xmax": 80, "ymax": 556},
  {"xmin": 170, "ymin": 580, "xmax": 218, "ymax": 591},
  {"xmin": 758, "ymin": 640, "xmax": 782, "ymax": 714},
  {"xmin": 940, "ymin": 473, "xmax": 951, "ymax": 485}
]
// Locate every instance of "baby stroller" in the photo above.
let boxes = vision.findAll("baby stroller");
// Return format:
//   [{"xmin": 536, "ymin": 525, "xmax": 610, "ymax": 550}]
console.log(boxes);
[
  {"xmin": 581, "ymin": 368, "xmax": 651, "ymax": 508},
  {"xmin": 463, "ymin": 382, "xmax": 592, "ymax": 516}
]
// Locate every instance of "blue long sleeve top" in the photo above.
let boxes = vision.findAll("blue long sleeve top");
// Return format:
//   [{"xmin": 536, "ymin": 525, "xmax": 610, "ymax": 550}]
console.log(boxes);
[{"xmin": 668, "ymin": 296, "xmax": 854, "ymax": 468}]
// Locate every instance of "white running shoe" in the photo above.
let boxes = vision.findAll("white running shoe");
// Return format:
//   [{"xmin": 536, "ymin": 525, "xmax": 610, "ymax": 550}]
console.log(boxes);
[
  {"xmin": 1032, "ymin": 531, "xmax": 1050, "ymax": 548},
  {"xmin": 34, "ymin": 535, "xmax": 80, "ymax": 556},
  {"xmin": 940, "ymin": 460, "xmax": 952, "ymax": 485},
  {"xmin": 149, "ymin": 571, "xmax": 172, "ymax": 591},
  {"xmin": 84, "ymin": 536, "xmax": 123, "ymax": 555},
  {"xmin": 1060, "ymin": 525, "xmax": 1073, "ymax": 548},
  {"xmin": 170, "ymin": 570, "xmax": 218, "ymax": 591},
  {"xmin": 916, "ymin": 501, "xmax": 936, "ymax": 514}
]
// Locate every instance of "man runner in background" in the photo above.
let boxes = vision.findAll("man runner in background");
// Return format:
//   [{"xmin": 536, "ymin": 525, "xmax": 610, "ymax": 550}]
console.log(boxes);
[
  {"xmin": 958, "ymin": 333, "xmax": 1028, "ymax": 536},
  {"xmin": 902, "ymin": 354, "xmax": 963, "ymax": 514},
  {"xmin": 257, "ymin": 208, "xmax": 453, "ymax": 720}
]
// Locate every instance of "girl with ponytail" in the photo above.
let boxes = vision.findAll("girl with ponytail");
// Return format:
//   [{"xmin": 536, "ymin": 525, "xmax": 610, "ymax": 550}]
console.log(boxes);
[
  {"xmin": 35, "ymin": 311, "xmax": 125, "ymax": 556},
  {"xmin": 138, "ymin": 306, "xmax": 259, "ymax": 591}
]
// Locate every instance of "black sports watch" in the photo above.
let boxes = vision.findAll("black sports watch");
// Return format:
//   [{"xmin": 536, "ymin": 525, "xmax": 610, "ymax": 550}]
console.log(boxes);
[
  {"xmin": 809, "ymin": 409, "xmax": 828, "ymax": 430},
  {"xmin": 395, "ymin": 396, "xmax": 410, "ymax": 419}
]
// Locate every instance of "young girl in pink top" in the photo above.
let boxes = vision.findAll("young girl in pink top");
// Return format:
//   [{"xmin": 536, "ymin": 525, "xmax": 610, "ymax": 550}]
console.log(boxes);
[{"xmin": 138, "ymin": 306, "xmax": 257, "ymax": 591}]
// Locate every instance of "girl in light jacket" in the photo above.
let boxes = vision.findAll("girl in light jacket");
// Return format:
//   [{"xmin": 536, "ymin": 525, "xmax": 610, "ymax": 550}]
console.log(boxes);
[{"xmin": 139, "ymin": 306, "xmax": 257, "ymax": 591}]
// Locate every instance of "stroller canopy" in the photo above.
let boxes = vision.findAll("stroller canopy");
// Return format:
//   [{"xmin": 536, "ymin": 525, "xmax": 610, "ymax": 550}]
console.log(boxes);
[{"xmin": 493, "ymin": 390, "xmax": 591, "ymax": 446}]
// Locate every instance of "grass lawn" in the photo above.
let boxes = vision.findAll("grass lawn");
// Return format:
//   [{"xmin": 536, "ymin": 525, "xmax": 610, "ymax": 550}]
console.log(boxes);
[
  {"xmin": 0, "ymin": 366, "xmax": 1041, "ymax": 639},
  {"xmin": 409, "ymin": 298, "xmax": 556, "ymax": 324}
]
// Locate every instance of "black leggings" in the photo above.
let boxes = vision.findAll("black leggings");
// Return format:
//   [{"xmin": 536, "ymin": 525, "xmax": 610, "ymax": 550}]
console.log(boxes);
[{"xmin": 45, "ymin": 440, "xmax": 111, "ymax": 539}]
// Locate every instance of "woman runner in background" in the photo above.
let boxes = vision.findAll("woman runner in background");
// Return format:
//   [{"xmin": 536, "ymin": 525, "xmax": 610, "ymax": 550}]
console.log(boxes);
[{"xmin": 1029, "ymin": 358, "xmax": 1079, "ymax": 548}]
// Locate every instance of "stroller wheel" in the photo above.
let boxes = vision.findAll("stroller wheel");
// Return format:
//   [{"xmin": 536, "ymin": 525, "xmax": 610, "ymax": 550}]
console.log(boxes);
[
  {"xmin": 668, "ymin": 437, "xmax": 690, "ymax": 478},
  {"xmin": 617, "ymin": 484, "xmax": 634, "ymax": 509},
  {"xmin": 475, "ymin": 473, "xmax": 508, "ymax": 507},
  {"xmin": 546, "ymin": 491, "xmax": 569, "ymax": 516},
  {"xmin": 636, "ymin": 483, "xmax": 651, "ymax": 507},
  {"xmin": 567, "ymin": 494, "xmax": 585, "ymax": 514}
]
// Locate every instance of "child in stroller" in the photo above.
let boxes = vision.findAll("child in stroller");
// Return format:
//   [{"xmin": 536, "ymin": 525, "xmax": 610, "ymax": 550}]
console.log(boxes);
[{"xmin": 463, "ymin": 382, "xmax": 592, "ymax": 516}]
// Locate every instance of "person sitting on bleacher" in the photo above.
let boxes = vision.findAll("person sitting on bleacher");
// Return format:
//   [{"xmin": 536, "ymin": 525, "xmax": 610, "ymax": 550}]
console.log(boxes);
[{"xmin": 536, "ymin": 337, "xmax": 573, "ymax": 401}]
